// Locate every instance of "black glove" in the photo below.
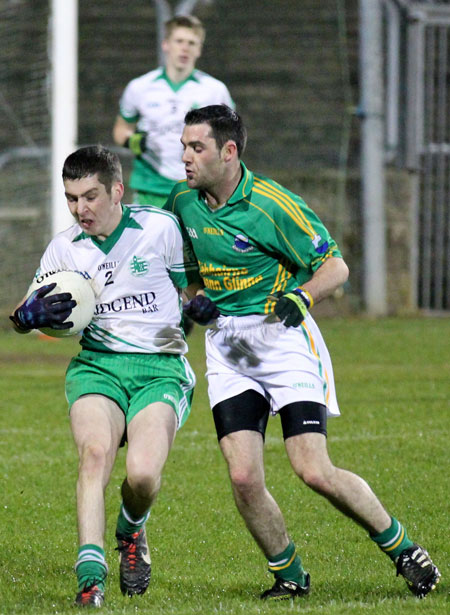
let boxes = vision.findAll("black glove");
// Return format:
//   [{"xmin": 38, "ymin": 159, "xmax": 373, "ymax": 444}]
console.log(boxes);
[
  {"xmin": 125, "ymin": 132, "xmax": 147, "ymax": 156},
  {"xmin": 183, "ymin": 295, "xmax": 220, "ymax": 326},
  {"xmin": 10, "ymin": 283, "xmax": 76, "ymax": 332},
  {"xmin": 271, "ymin": 287, "xmax": 312, "ymax": 328}
]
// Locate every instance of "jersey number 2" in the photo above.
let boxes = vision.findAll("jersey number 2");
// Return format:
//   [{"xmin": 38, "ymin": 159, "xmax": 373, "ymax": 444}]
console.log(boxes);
[{"xmin": 105, "ymin": 271, "xmax": 114, "ymax": 286}]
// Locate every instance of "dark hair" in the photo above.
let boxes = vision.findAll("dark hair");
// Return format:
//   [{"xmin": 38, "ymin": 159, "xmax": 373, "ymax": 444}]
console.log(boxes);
[
  {"xmin": 184, "ymin": 105, "xmax": 247, "ymax": 157},
  {"xmin": 62, "ymin": 145, "xmax": 123, "ymax": 194},
  {"xmin": 165, "ymin": 15, "xmax": 205, "ymax": 44}
]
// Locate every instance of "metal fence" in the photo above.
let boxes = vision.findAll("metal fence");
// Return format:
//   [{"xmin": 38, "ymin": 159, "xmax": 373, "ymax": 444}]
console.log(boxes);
[
  {"xmin": 415, "ymin": 8, "xmax": 450, "ymax": 310},
  {"xmin": 394, "ymin": 1, "xmax": 450, "ymax": 310}
]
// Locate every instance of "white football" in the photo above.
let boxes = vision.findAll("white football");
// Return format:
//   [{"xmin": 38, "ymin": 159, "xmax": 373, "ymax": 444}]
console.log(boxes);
[{"xmin": 27, "ymin": 270, "xmax": 96, "ymax": 337}]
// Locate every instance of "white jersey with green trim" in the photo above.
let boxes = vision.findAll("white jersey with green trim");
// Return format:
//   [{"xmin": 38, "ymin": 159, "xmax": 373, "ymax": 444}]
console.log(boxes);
[
  {"xmin": 35, "ymin": 205, "xmax": 199, "ymax": 354},
  {"xmin": 119, "ymin": 67, "xmax": 234, "ymax": 184}
]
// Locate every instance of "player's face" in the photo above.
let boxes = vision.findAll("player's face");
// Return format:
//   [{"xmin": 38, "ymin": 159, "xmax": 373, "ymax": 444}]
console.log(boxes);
[
  {"xmin": 64, "ymin": 174, "xmax": 124, "ymax": 240},
  {"xmin": 181, "ymin": 123, "xmax": 226, "ymax": 191},
  {"xmin": 162, "ymin": 27, "xmax": 202, "ymax": 74}
]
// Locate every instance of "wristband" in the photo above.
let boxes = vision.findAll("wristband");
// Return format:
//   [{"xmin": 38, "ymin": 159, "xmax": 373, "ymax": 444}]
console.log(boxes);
[
  {"xmin": 293, "ymin": 287, "xmax": 314, "ymax": 309},
  {"xmin": 125, "ymin": 132, "xmax": 146, "ymax": 156}
]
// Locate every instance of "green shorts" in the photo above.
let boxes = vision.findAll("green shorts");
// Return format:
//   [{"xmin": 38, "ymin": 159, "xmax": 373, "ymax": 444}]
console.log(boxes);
[{"xmin": 65, "ymin": 350, "xmax": 195, "ymax": 429}]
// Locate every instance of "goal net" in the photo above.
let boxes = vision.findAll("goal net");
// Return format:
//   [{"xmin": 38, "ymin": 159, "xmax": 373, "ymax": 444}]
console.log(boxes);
[{"xmin": 0, "ymin": 0, "xmax": 52, "ymax": 316}]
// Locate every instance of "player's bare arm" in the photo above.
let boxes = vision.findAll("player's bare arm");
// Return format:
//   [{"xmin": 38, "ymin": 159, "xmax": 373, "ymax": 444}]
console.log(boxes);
[
  {"xmin": 113, "ymin": 115, "xmax": 137, "ymax": 146},
  {"xmin": 182, "ymin": 282, "xmax": 205, "ymax": 302},
  {"xmin": 269, "ymin": 258, "xmax": 349, "ymax": 328},
  {"xmin": 114, "ymin": 115, "xmax": 148, "ymax": 157},
  {"xmin": 302, "ymin": 256, "xmax": 349, "ymax": 305}
]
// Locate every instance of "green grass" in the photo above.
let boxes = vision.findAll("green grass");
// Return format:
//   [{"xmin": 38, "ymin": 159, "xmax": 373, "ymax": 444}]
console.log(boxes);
[{"xmin": 0, "ymin": 317, "xmax": 448, "ymax": 614}]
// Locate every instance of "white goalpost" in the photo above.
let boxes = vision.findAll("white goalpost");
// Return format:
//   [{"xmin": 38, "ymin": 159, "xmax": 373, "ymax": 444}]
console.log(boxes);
[
  {"xmin": 50, "ymin": 0, "xmax": 208, "ymax": 235},
  {"xmin": 51, "ymin": 0, "xmax": 78, "ymax": 235}
]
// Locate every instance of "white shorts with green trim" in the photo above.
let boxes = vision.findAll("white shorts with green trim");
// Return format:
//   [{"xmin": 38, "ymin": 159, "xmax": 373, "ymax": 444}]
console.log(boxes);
[{"xmin": 205, "ymin": 313, "xmax": 340, "ymax": 417}]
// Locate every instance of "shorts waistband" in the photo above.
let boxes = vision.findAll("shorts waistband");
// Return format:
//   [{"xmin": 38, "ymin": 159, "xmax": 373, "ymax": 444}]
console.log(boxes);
[{"xmin": 213, "ymin": 313, "xmax": 279, "ymax": 331}]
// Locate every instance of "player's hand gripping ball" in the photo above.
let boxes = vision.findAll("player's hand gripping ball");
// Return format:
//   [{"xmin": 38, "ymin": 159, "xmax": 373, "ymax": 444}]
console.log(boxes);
[
  {"xmin": 183, "ymin": 295, "xmax": 220, "ymax": 326},
  {"xmin": 16, "ymin": 271, "xmax": 96, "ymax": 337}
]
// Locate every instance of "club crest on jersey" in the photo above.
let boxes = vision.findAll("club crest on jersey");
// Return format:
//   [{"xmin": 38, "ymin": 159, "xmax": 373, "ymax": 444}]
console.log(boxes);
[
  {"xmin": 312, "ymin": 234, "xmax": 329, "ymax": 254},
  {"xmin": 232, "ymin": 234, "xmax": 254, "ymax": 253},
  {"xmin": 130, "ymin": 256, "xmax": 149, "ymax": 277}
]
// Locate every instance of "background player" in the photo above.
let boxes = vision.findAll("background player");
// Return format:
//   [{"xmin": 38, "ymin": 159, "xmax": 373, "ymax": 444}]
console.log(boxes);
[
  {"xmin": 165, "ymin": 104, "xmax": 441, "ymax": 601},
  {"xmin": 113, "ymin": 15, "xmax": 234, "ymax": 208},
  {"xmin": 10, "ymin": 145, "xmax": 200, "ymax": 607}
]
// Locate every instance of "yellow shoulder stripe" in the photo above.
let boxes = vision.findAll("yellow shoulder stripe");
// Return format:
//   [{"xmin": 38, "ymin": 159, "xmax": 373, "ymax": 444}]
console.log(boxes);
[
  {"xmin": 253, "ymin": 178, "xmax": 316, "ymax": 238},
  {"xmin": 245, "ymin": 199, "xmax": 308, "ymax": 269}
]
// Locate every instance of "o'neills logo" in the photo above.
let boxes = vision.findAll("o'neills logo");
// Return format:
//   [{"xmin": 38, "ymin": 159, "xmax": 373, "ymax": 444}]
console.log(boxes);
[
  {"xmin": 34, "ymin": 269, "xmax": 91, "ymax": 283},
  {"xmin": 94, "ymin": 292, "xmax": 157, "ymax": 314}
]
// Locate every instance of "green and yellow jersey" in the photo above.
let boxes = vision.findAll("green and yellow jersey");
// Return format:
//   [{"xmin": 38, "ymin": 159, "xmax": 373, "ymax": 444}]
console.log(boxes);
[{"xmin": 165, "ymin": 162, "xmax": 341, "ymax": 316}]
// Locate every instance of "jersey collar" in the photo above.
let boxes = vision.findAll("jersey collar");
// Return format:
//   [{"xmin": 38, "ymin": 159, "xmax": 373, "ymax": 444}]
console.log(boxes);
[
  {"xmin": 227, "ymin": 162, "xmax": 254, "ymax": 205},
  {"xmin": 73, "ymin": 205, "xmax": 143, "ymax": 254},
  {"xmin": 156, "ymin": 67, "xmax": 200, "ymax": 92}
]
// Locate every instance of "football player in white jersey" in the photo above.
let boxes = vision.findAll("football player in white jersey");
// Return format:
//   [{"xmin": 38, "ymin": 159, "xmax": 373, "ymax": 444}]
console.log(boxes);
[
  {"xmin": 10, "ymin": 145, "xmax": 201, "ymax": 607},
  {"xmin": 113, "ymin": 15, "xmax": 234, "ymax": 209}
]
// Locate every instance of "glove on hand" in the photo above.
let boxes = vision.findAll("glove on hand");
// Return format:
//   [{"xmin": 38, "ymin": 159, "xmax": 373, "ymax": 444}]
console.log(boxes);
[
  {"xmin": 11, "ymin": 283, "xmax": 76, "ymax": 331},
  {"xmin": 272, "ymin": 288, "xmax": 312, "ymax": 328},
  {"xmin": 183, "ymin": 295, "xmax": 220, "ymax": 326},
  {"xmin": 125, "ymin": 132, "xmax": 147, "ymax": 156}
]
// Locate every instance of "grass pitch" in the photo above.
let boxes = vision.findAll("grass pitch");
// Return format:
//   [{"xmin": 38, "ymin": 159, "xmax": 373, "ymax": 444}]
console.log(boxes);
[{"xmin": 0, "ymin": 317, "xmax": 448, "ymax": 614}]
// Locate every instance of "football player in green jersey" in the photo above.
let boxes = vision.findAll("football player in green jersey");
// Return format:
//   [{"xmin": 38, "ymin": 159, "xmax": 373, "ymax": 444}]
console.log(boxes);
[{"xmin": 165, "ymin": 105, "xmax": 440, "ymax": 601}]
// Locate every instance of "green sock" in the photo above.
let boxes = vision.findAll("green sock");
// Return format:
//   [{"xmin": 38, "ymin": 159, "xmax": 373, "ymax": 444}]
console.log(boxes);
[
  {"xmin": 268, "ymin": 540, "xmax": 306, "ymax": 584},
  {"xmin": 371, "ymin": 517, "xmax": 414, "ymax": 561},
  {"xmin": 116, "ymin": 502, "xmax": 150, "ymax": 537},
  {"xmin": 75, "ymin": 544, "xmax": 108, "ymax": 591}
]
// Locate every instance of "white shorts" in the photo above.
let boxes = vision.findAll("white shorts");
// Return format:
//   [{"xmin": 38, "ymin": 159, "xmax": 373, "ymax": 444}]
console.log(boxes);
[{"xmin": 205, "ymin": 313, "xmax": 340, "ymax": 417}]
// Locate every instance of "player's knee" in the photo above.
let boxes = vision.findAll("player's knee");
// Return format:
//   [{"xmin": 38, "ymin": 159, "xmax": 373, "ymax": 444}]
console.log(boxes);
[
  {"xmin": 296, "ymin": 464, "xmax": 334, "ymax": 494},
  {"xmin": 229, "ymin": 467, "xmax": 264, "ymax": 503},
  {"xmin": 298, "ymin": 468, "xmax": 326, "ymax": 492},
  {"xmin": 127, "ymin": 468, "xmax": 161, "ymax": 500},
  {"xmin": 79, "ymin": 442, "xmax": 108, "ymax": 476}
]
